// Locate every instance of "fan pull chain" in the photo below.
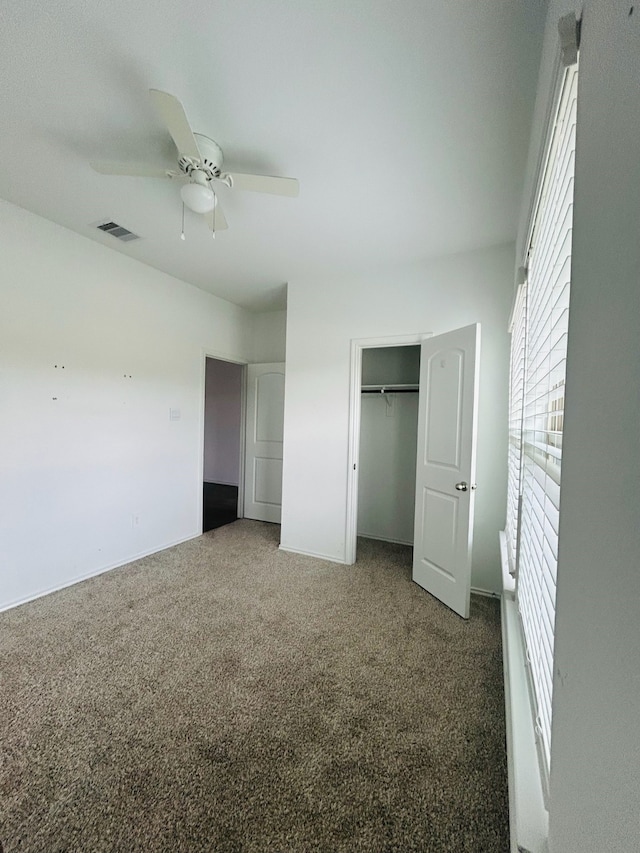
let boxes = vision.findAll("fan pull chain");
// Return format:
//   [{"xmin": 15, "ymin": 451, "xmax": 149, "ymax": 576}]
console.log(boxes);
[
  {"xmin": 180, "ymin": 202, "xmax": 186, "ymax": 241},
  {"xmin": 211, "ymin": 188, "xmax": 216, "ymax": 240}
]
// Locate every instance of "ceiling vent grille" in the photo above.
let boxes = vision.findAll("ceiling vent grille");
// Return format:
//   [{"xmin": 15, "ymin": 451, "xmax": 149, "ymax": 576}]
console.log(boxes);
[{"xmin": 96, "ymin": 221, "xmax": 140, "ymax": 242}]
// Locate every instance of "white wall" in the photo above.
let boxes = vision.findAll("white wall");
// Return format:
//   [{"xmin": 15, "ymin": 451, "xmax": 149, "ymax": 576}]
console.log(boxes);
[
  {"xmin": 361, "ymin": 346, "xmax": 420, "ymax": 387},
  {"xmin": 203, "ymin": 358, "xmax": 243, "ymax": 485},
  {"xmin": 541, "ymin": 2, "xmax": 640, "ymax": 849},
  {"xmin": 0, "ymin": 199, "xmax": 253, "ymax": 611},
  {"xmin": 252, "ymin": 309, "xmax": 287, "ymax": 363},
  {"xmin": 281, "ymin": 243, "xmax": 514, "ymax": 592}
]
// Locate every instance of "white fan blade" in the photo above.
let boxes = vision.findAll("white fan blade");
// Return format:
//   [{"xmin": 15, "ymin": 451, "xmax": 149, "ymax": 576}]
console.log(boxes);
[
  {"xmin": 149, "ymin": 89, "xmax": 202, "ymax": 162},
  {"xmin": 228, "ymin": 172, "xmax": 299, "ymax": 197},
  {"xmin": 204, "ymin": 204, "xmax": 228, "ymax": 231},
  {"xmin": 90, "ymin": 161, "xmax": 180, "ymax": 178}
]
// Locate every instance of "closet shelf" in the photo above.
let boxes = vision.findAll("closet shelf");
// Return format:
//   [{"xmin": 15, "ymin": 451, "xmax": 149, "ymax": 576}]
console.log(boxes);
[{"xmin": 361, "ymin": 384, "xmax": 419, "ymax": 394}]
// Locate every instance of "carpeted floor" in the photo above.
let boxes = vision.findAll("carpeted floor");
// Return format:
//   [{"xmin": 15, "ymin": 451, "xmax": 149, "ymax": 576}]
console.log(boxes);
[{"xmin": 0, "ymin": 521, "xmax": 508, "ymax": 852}]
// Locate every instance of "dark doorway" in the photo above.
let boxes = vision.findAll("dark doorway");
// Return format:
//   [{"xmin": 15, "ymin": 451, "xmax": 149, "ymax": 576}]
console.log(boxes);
[
  {"xmin": 203, "ymin": 482, "xmax": 239, "ymax": 532},
  {"xmin": 203, "ymin": 357, "xmax": 243, "ymax": 533}
]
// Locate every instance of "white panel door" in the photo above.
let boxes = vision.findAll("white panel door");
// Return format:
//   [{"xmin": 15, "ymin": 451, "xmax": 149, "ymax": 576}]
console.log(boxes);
[
  {"xmin": 413, "ymin": 324, "xmax": 480, "ymax": 618},
  {"xmin": 244, "ymin": 363, "xmax": 285, "ymax": 523}
]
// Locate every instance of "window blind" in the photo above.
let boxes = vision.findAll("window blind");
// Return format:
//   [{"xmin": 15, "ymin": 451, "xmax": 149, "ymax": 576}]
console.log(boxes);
[
  {"xmin": 505, "ymin": 283, "xmax": 527, "ymax": 576},
  {"xmin": 511, "ymin": 61, "xmax": 578, "ymax": 774}
]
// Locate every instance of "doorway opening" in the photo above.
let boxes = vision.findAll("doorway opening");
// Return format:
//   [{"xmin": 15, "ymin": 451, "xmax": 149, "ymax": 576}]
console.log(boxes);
[
  {"xmin": 357, "ymin": 345, "xmax": 421, "ymax": 550},
  {"xmin": 346, "ymin": 335, "xmax": 427, "ymax": 564},
  {"xmin": 203, "ymin": 357, "xmax": 244, "ymax": 533},
  {"xmin": 346, "ymin": 326, "xmax": 481, "ymax": 619}
]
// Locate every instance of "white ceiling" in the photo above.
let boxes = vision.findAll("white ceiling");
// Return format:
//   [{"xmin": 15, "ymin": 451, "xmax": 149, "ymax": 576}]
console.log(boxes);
[{"xmin": 0, "ymin": 0, "xmax": 546, "ymax": 311}]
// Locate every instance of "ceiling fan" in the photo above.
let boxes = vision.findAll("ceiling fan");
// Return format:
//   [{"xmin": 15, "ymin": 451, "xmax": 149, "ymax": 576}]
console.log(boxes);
[{"xmin": 90, "ymin": 89, "xmax": 299, "ymax": 234}]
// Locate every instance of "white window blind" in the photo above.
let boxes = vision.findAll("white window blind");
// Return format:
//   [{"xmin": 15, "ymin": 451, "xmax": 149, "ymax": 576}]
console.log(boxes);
[
  {"xmin": 505, "ymin": 282, "xmax": 527, "ymax": 576},
  {"xmin": 508, "ymin": 60, "xmax": 578, "ymax": 775}
]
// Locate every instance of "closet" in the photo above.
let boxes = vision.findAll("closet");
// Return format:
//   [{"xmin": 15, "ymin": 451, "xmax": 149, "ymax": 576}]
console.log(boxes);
[{"xmin": 357, "ymin": 346, "xmax": 420, "ymax": 545}]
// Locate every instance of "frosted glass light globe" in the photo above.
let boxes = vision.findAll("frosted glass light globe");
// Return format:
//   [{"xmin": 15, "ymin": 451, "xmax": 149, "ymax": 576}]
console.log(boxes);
[{"xmin": 180, "ymin": 181, "xmax": 216, "ymax": 214}]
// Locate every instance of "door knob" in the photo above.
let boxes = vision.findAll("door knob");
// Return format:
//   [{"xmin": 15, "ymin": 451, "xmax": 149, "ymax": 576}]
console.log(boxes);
[{"xmin": 455, "ymin": 482, "xmax": 468, "ymax": 491}]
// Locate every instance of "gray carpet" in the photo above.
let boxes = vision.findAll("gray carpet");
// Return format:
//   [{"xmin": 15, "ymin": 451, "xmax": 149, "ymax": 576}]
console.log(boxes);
[{"xmin": 0, "ymin": 521, "xmax": 508, "ymax": 852}]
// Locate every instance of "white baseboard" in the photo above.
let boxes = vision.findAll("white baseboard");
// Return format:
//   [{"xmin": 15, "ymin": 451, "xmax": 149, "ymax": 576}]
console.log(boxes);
[
  {"xmin": 0, "ymin": 531, "xmax": 201, "ymax": 613},
  {"xmin": 278, "ymin": 544, "xmax": 347, "ymax": 564},
  {"xmin": 356, "ymin": 532, "xmax": 413, "ymax": 547}
]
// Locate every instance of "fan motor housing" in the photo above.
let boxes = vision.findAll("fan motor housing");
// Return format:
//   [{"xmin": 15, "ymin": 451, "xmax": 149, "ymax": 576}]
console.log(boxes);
[{"xmin": 179, "ymin": 134, "xmax": 224, "ymax": 180}]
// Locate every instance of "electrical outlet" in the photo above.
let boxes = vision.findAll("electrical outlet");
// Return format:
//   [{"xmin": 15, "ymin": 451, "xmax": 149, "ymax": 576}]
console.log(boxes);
[{"xmin": 132, "ymin": 513, "xmax": 141, "ymax": 528}]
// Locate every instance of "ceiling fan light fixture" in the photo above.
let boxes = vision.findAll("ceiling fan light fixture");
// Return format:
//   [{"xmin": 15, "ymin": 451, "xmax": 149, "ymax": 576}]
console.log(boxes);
[{"xmin": 180, "ymin": 181, "xmax": 216, "ymax": 214}]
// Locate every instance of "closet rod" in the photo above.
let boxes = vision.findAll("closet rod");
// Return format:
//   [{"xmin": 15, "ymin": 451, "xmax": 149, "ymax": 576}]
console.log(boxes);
[{"xmin": 361, "ymin": 385, "xmax": 419, "ymax": 394}]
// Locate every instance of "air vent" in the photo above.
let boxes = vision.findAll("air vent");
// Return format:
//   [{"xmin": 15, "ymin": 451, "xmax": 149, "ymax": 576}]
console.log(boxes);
[{"xmin": 96, "ymin": 221, "xmax": 140, "ymax": 242}]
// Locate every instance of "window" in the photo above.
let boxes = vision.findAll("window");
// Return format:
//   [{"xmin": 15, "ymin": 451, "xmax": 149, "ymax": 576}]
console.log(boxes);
[{"xmin": 505, "ymin": 60, "xmax": 578, "ymax": 776}]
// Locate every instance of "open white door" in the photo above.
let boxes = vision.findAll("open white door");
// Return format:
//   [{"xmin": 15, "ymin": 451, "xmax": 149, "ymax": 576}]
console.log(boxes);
[
  {"xmin": 413, "ymin": 324, "xmax": 480, "ymax": 618},
  {"xmin": 244, "ymin": 363, "xmax": 285, "ymax": 523}
]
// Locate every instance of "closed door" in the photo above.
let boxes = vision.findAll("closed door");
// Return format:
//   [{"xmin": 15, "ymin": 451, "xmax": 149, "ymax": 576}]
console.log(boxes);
[
  {"xmin": 244, "ymin": 363, "xmax": 285, "ymax": 523},
  {"xmin": 412, "ymin": 324, "xmax": 480, "ymax": 618}
]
